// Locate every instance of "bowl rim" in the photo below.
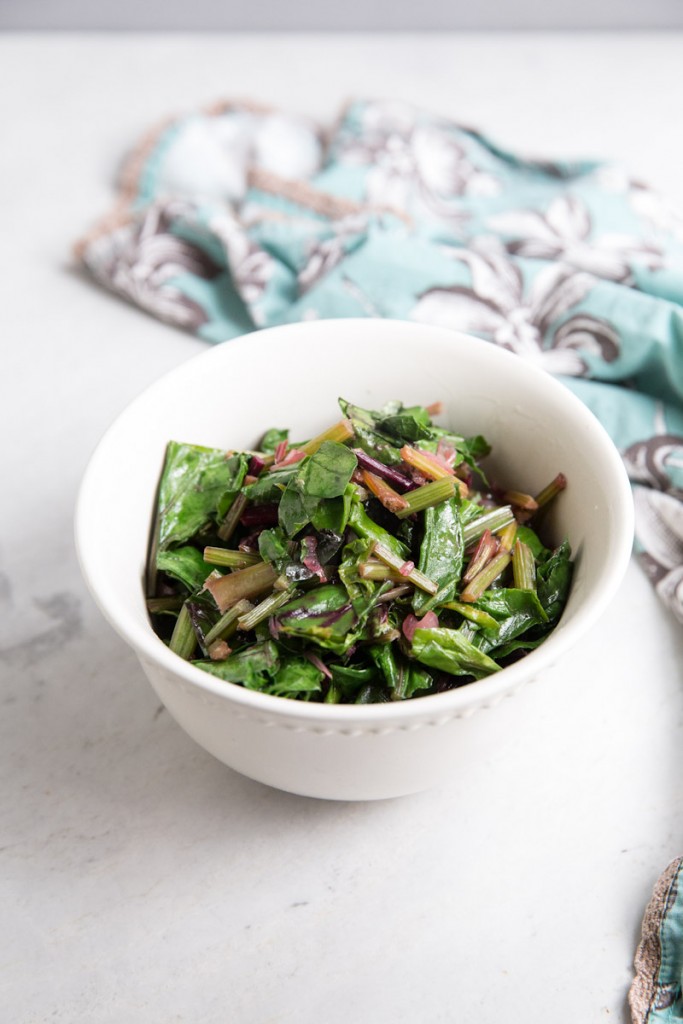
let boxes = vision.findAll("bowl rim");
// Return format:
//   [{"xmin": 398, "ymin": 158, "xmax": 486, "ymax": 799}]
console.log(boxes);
[{"xmin": 75, "ymin": 319, "xmax": 635, "ymax": 724}]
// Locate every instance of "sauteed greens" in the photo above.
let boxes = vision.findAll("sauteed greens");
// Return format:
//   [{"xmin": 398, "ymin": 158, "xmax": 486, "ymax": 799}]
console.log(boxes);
[{"xmin": 146, "ymin": 399, "xmax": 572, "ymax": 703}]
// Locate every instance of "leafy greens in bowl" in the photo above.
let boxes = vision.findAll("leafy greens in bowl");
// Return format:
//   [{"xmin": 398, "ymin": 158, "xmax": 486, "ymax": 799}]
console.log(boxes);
[
  {"xmin": 76, "ymin": 319, "xmax": 633, "ymax": 799},
  {"xmin": 147, "ymin": 397, "xmax": 573, "ymax": 704}
]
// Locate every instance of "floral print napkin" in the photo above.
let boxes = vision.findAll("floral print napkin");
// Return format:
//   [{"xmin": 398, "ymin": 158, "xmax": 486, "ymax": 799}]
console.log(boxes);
[
  {"xmin": 77, "ymin": 98, "xmax": 683, "ymax": 630},
  {"xmin": 78, "ymin": 98, "xmax": 683, "ymax": 1020}
]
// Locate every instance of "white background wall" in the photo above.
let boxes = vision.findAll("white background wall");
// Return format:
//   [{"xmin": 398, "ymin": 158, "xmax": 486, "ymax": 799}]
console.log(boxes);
[{"xmin": 2, "ymin": 0, "xmax": 683, "ymax": 29}]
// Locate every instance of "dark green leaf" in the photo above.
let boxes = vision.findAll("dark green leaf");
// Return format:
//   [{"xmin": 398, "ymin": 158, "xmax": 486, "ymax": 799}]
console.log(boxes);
[
  {"xmin": 278, "ymin": 481, "xmax": 311, "ymax": 538},
  {"xmin": 473, "ymin": 588, "xmax": 549, "ymax": 652},
  {"xmin": 156, "ymin": 442, "xmax": 247, "ymax": 551},
  {"xmin": 192, "ymin": 640, "xmax": 280, "ymax": 688},
  {"xmin": 370, "ymin": 643, "xmax": 399, "ymax": 692},
  {"xmin": 215, "ymin": 454, "xmax": 249, "ymax": 520},
  {"xmin": 300, "ymin": 441, "xmax": 357, "ymax": 499},
  {"xmin": 537, "ymin": 540, "xmax": 573, "ymax": 623},
  {"xmin": 277, "ymin": 446, "xmax": 356, "ymax": 538},
  {"xmin": 267, "ymin": 656, "xmax": 324, "ymax": 697},
  {"xmin": 338, "ymin": 398, "xmax": 403, "ymax": 465},
  {"xmin": 377, "ymin": 404, "xmax": 432, "ymax": 443},
  {"xmin": 338, "ymin": 536, "xmax": 377, "ymax": 600},
  {"xmin": 258, "ymin": 527, "xmax": 292, "ymax": 571},
  {"xmin": 330, "ymin": 662, "xmax": 377, "ymax": 695},
  {"xmin": 275, "ymin": 584, "xmax": 357, "ymax": 653},
  {"xmin": 370, "ymin": 644, "xmax": 431, "ymax": 698},
  {"xmin": 244, "ymin": 463, "xmax": 299, "ymax": 503},
  {"xmin": 412, "ymin": 626, "xmax": 501, "ymax": 678},
  {"xmin": 309, "ymin": 485, "xmax": 353, "ymax": 534},
  {"xmin": 156, "ymin": 546, "xmax": 214, "ymax": 593},
  {"xmin": 413, "ymin": 495, "xmax": 464, "ymax": 614},
  {"xmin": 259, "ymin": 427, "xmax": 288, "ymax": 454},
  {"xmin": 347, "ymin": 497, "xmax": 409, "ymax": 561}
]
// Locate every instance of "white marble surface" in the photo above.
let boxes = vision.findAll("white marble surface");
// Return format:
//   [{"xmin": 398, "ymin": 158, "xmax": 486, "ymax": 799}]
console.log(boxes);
[{"xmin": 2, "ymin": 32, "xmax": 683, "ymax": 1024}]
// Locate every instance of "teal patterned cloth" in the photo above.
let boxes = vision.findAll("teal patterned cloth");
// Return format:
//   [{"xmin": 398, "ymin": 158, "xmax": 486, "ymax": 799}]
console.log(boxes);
[
  {"xmin": 79, "ymin": 98, "xmax": 683, "ymax": 628},
  {"xmin": 79, "ymin": 99, "xmax": 683, "ymax": 1021},
  {"xmin": 631, "ymin": 858, "xmax": 683, "ymax": 1024}
]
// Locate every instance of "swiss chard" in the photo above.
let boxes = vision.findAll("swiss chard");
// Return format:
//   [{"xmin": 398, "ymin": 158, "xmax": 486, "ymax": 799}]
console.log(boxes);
[{"xmin": 147, "ymin": 397, "xmax": 573, "ymax": 703}]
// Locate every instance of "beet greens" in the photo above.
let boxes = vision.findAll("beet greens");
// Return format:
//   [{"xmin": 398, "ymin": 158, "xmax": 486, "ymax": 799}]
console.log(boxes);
[{"xmin": 146, "ymin": 399, "xmax": 573, "ymax": 703}]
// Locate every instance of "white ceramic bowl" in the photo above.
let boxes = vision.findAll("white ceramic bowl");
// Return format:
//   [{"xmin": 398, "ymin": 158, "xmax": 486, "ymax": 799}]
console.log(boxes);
[{"xmin": 76, "ymin": 319, "xmax": 634, "ymax": 800}]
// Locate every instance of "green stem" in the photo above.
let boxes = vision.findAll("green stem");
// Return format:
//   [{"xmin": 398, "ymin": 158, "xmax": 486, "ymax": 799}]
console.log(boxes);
[
  {"xmin": 300, "ymin": 418, "xmax": 354, "ymax": 456},
  {"xmin": 205, "ymin": 561, "xmax": 279, "ymax": 613},
  {"xmin": 462, "ymin": 506, "xmax": 515, "ymax": 546},
  {"xmin": 512, "ymin": 540, "xmax": 536, "ymax": 591},
  {"xmin": 535, "ymin": 472, "xmax": 567, "ymax": 509},
  {"xmin": 372, "ymin": 541, "xmax": 438, "ymax": 595},
  {"xmin": 169, "ymin": 603, "xmax": 197, "ymax": 659},
  {"xmin": 217, "ymin": 492, "xmax": 247, "ymax": 542},
  {"xmin": 498, "ymin": 521, "xmax": 518, "ymax": 553},
  {"xmin": 147, "ymin": 595, "xmax": 184, "ymax": 614},
  {"xmin": 394, "ymin": 476, "xmax": 455, "ymax": 518},
  {"xmin": 459, "ymin": 551, "xmax": 511, "ymax": 603},
  {"xmin": 203, "ymin": 598, "xmax": 254, "ymax": 646},
  {"xmin": 462, "ymin": 529, "xmax": 498, "ymax": 583},
  {"xmin": 237, "ymin": 587, "xmax": 296, "ymax": 631},
  {"xmin": 203, "ymin": 547, "xmax": 262, "ymax": 569},
  {"xmin": 502, "ymin": 489, "xmax": 538, "ymax": 512},
  {"xmin": 443, "ymin": 600, "xmax": 499, "ymax": 631},
  {"xmin": 358, "ymin": 560, "xmax": 404, "ymax": 582}
]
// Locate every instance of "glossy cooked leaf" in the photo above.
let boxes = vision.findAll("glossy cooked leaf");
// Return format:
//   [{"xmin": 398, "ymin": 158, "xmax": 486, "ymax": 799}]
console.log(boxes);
[
  {"xmin": 275, "ymin": 584, "xmax": 357, "ymax": 652},
  {"xmin": 275, "ymin": 581, "xmax": 387, "ymax": 655},
  {"xmin": 156, "ymin": 443, "xmax": 247, "ymax": 550},
  {"xmin": 369, "ymin": 642, "xmax": 400, "ymax": 692},
  {"xmin": 309, "ymin": 484, "xmax": 354, "ymax": 534},
  {"xmin": 473, "ymin": 588, "xmax": 549, "ymax": 653},
  {"xmin": 156, "ymin": 546, "xmax": 214, "ymax": 593},
  {"xmin": 460, "ymin": 434, "xmax": 492, "ymax": 462},
  {"xmin": 347, "ymin": 497, "xmax": 409, "ymax": 561},
  {"xmin": 277, "ymin": 446, "xmax": 356, "ymax": 538},
  {"xmin": 536, "ymin": 540, "xmax": 573, "ymax": 622},
  {"xmin": 278, "ymin": 481, "xmax": 311, "ymax": 538},
  {"xmin": 369, "ymin": 643, "xmax": 431, "ymax": 698},
  {"xmin": 258, "ymin": 527, "xmax": 292, "ymax": 570},
  {"xmin": 216, "ymin": 454, "xmax": 249, "ymax": 520},
  {"xmin": 377, "ymin": 404, "xmax": 432, "ymax": 443},
  {"xmin": 411, "ymin": 626, "xmax": 501, "ymax": 678},
  {"xmin": 338, "ymin": 536, "xmax": 377, "ymax": 599},
  {"xmin": 412, "ymin": 495, "xmax": 464, "ymax": 614},
  {"xmin": 330, "ymin": 662, "xmax": 377, "ymax": 695},
  {"xmin": 244, "ymin": 463, "xmax": 300, "ymax": 503},
  {"xmin": 299, "ymin": 441, "xmax": 357, "ymax": 499},
  {"xmin": 338, "ymin": 398, "xmax": 403, "ymax": 465},
  {"xmin": 494, "ymin": 636, "xmax": 545, "ymax": 659},
  {"xmin": 338, "ymin": 398, "xmax": 382, "ymax": 431},
  {"xmin": 403, "ymin": 663, "xmax": 434, "ymax": 699},
  {"xmin": 192, "ymin": 640, "xmax": 280, "ymax": 688},
  {"xmin": 268, "ymin": 656, "xmax": 324, "ymax": 697},
  {"xmin": 259, "ymin": 427, "xmax": 288, "ymax": 454},
  {"xmin": 186, "ymin": 591, "xmax": 222, "ymax": 656}
]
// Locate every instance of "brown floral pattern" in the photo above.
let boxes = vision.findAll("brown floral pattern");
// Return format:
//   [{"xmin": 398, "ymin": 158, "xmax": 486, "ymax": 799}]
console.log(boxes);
[
  {"xmin": 333, "ymin": 100, "xmax": 499, "ymax": 228},
  {"xmin": 411, "ymin": 238, "xmax": 619, "ymax": 375},
  {"xmin": 82, "ymin": 201, "xmax": 222, "ymax": 330},
  {"xmin": 488, "ymin": 195, "xmax": 662, "ymax": 283}
]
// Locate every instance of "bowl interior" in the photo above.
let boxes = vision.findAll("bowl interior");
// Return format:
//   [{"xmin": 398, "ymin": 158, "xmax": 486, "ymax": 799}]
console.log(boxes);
[{"xmin": 76, "ymin": 319, "xmax": 634, "ymax": 716}]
